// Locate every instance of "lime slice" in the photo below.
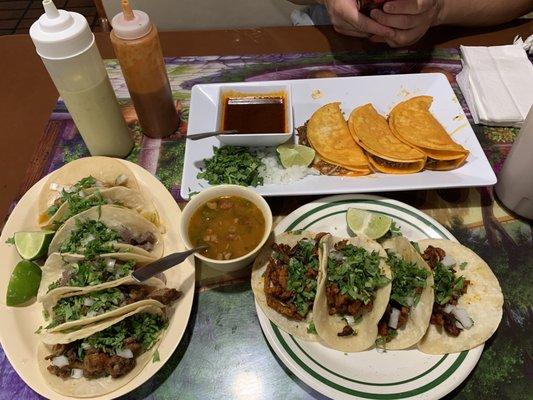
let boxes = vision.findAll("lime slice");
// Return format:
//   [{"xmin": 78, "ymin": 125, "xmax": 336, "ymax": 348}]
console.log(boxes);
[
  {"xmin": 277, "ymin": 144, "xmax": 315, "ymax": 168},
  {"xmin": 346, "ymin": 208, "xmax": 392, "ymax": 240},
  {"xmin": 6, "ymin": 260, "xmax": 42, "ymax": 306},
  {"xmin": 14, "ymin": 231, "xmax": 55, "ymax": 260}
]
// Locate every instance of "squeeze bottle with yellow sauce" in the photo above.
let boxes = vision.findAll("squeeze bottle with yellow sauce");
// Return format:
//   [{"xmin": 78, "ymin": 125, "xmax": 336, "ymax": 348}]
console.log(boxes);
[
  {"xmin": 110, "ymin": 0, "xmax": 179, "ymax": 138},
  {"xmin": 29, "ymin": 0, "xmax": 133, "ymax": 157}
]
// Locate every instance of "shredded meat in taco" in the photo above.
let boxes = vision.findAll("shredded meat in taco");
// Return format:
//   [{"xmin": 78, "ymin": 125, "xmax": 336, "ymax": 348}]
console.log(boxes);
[
  {"xmin": 45, "ymin": 312, "xmax": 166, "ymax": 380},
  {"xmin": 423, "ymin": 245, "xmax": 472, "ymax": 337},
  {"xmin": 264, "ymin": 233, "xmax": 325, "ymax": 321}
]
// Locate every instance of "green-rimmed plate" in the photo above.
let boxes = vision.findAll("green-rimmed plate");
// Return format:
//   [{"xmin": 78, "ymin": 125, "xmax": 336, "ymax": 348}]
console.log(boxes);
[{"xmin": 255, "ymin": 194, "xmax": 483, "ymax": 400}]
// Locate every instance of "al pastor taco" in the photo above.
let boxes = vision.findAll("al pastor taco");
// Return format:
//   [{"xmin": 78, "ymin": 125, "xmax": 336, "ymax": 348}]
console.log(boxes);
[
  {"xmin": 417, "ymin": 239, "xmax": 503, "ymax": 354},
  {"xmin": 377, "ymin": 236, "xmax": 434, "ymax": 349},
  {"xmin": 313, "ymin": 235, "xmax": 391, "ymax": 352},
  {"xmin": 251, "ymin": 231, "xmax": 327, "ymax": 341}
]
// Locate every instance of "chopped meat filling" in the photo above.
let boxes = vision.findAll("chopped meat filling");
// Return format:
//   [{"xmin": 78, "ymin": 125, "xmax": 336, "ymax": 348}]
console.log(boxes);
[
  {"xmin": 372, "ymin": 156, "xmax": 414, "ymax": 170},
  {"xmin": 377, "ymin": 303, "xmax": 411, "ymax": 341},
  {"xmin": 326, "ymin": 282, "xmax": 373, "ymax": 317},
  {"xmin": 338, "ymin": 325, "xmax": 354, "ymax": 337},
  {"xmin": 147, "ymin": 288, "xmax": 182, "ymax": 305},
  {"xmin": 46, "ymin": 340, "xmax": 139, "ymax": 380},
  {"xmin": 264, "ymin": 233, "xmax": 324, "ymax": 320},
  {"xmin": 424, "ymin": 246, "xmax": 471, "ymax": 336},
  {"xmin": 119, "ymin": 229, "xmax": 155, "ymax": 251}
]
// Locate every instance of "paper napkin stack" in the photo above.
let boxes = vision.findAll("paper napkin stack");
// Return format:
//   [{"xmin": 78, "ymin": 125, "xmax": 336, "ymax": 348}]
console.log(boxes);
[{"xmin": 457, "ymin": 36, "xmax": 533, "ymax": 127}]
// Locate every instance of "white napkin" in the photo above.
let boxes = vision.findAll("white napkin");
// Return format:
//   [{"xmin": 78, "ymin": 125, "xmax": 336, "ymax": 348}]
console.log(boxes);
[{"xmin": 457, "ymin": 36, "xmax": 533, "ymax": 127}]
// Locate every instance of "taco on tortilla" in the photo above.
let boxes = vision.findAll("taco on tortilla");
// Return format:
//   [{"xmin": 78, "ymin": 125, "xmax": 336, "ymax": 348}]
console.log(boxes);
[
  {"xmin": 348, "ymin": 104, "xmax": 426, "ymax": 174},
  {"xmin": 48, "ymin": 205, "xmax": 164, "ymax": 259},
  {"xmin": 41, "ymin": 275, "xmax": 181, "ymax": 334},
  {"xmin": 38, "ymin": 304, "xmax": 169, "ymax": 397},
  {"xmin": 251, "ymin": 231, "xmax": 328, "ymax": 341},
  {"xmin": 313, "ymin": 235, "xmax": 391, "ymax": 352},
  {"xmin": 376, "ymin": 236, "xmax": 434, "ymax": 349},
  {"xmin": 388, "ymin": 96, "xmax": 469, "ymax": 171},
  {"xmin": 417, "ymin": 239, "xmax": 503, "ymax": 354}
]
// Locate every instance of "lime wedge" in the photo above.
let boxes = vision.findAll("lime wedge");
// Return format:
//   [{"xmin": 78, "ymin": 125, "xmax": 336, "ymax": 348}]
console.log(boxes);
[
  {"xmin": 6, "ymin": 260, "xmax": 42, "ymax": 306},
  {"xmin": 277, "ymin": 144, "xmax": 315, "ymax": 168},
  {"xmin": 346, "ymin": 208, "xmax": 392, "ymax": 240},
  {"xmin": 14, "ymin": 231, "xmax": 55, "ymax": 260}
]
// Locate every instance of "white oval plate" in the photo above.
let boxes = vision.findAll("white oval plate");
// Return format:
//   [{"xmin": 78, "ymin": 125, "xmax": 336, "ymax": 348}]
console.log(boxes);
[
  {"xmin": 0, "ymin": 159, "xmax": 195, "ymax": 400},
  {"xmin": 256, "ymin": 194, "xmax": 483, "ymax": 400}
]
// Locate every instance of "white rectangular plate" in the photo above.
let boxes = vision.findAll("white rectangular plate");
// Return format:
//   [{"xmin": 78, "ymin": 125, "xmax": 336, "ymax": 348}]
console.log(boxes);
[{"xmin": 181, "ymin": 74, "xmax": 496, "ymax": 199}]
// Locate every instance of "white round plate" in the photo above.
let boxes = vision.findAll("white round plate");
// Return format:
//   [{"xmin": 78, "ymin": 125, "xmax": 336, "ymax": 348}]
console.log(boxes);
[
  {"xmin": 0, "ymin": 159, "xmax": 195, "ymax": 400},
  {"xmin": 256, "ymin": 194, "xmax": 483, "ymax": 400}
]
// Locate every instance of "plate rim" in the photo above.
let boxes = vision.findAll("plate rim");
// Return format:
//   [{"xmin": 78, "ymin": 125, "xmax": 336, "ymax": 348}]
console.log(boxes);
[
  {"xmin": 0, "ymin": 159, "xmax": 195, "ymax": 400},
  {"xmin": 256, "ymin": 194, "xmax": 483, "ymax": 400},
  {"xmin": 181, "ymin": 74, "xmax": 497, "ymax": 199}
]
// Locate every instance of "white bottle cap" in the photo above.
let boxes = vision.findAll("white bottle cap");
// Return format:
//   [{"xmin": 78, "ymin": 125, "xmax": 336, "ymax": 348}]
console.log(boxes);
[
  {"xmin": 111, "ymin": 0, "xmax": 151, "ymax": 40},
  {"xmin": 29, "ymin": 0, "xmax": 93, "ymax": 60}
]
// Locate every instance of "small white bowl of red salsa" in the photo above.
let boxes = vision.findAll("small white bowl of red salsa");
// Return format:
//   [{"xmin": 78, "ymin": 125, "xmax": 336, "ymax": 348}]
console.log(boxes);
[{"xmin": 179, "ymin": 185, "xmax": 273, "ymax": 271}]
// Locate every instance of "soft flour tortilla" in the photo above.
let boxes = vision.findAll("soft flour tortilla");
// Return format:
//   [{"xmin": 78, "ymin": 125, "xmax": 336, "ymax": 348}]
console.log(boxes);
[
  {"xmin": 307, "ymin": 102, "xmax": 370, "ymax": 175},
  {"xmin": 251, "ymin": 231, "xmax": 325, "ymax": 341},
  {"xmin": 348, "ymin": 104, "xmax": 426, "ymax": 174},
  {"xmin": 41, "ymin": 275, "xmax": 166, "ymax": 333},
  {"xmin": 417, "ymin": 239, "xmax": 504, "ymax": 354},
  {"xmin": 38, "ymin": 253, "xmax": 156, "ymax": 301},
  {"xmin": 313, "ymin": 235, "xmax": 391, "ymax": 352},
  {"xmin": 48, "ymin": 205, "xmax": 164, "ymax": 259},
  {"xmin": 381, "ymin": 236, "xmax": 434, "ymax": 350},
  {"xmin": 38, "ymin": 157, "xmax": 139, "ymax": 221},
  {"xmin": 388, "ymin": 96, "xmax": 469, "ymax": 170},
  {"xmin": 38, "ymin": 304, "xmax": 166, "ymax": 398},
  {"xmin": 41, "ymin": 186, "xmax": 161, "ymax": 230}
]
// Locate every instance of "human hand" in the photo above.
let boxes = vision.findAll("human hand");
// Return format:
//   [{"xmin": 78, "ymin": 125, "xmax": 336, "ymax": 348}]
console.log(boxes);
[
  {"xmin": 321, "ymin": 0, "xmax": 394, "ymax": 38},
  {"xmin": 369, "ymin": 0, "xmax": 441, "ymax": 47}
]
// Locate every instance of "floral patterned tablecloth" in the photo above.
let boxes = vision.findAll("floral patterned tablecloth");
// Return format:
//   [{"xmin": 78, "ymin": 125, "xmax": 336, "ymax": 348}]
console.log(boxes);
[{"xmin": 1, "ymin": 49, "xmax": 531, "ymax": 400}]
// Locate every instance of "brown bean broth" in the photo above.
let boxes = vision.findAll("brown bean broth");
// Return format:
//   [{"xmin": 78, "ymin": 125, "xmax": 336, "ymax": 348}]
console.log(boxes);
[{"xmin": 188, "ymin": 196, "xmax": 265, "ymax": 260}]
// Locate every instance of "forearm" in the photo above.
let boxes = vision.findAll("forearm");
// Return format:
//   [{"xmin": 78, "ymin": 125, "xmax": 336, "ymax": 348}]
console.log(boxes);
[{"xmin": 435, "ymin": 0, "xmax": 532, "ymax": 27}]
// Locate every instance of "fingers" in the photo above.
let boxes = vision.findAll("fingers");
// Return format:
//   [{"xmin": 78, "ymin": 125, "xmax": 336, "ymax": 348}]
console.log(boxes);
[
  {"xmin": 385, "ymin": 26, "xmax": 426, "ymax": 47},
  {"xmin": 370, "ymin": 8, "xmax": 418, "ymax": 29},
  {"xmin": 325, "ymin": 0, "xmax": 394, "ymax": 38},
  {"xmin": 382, "ymin": 0, "xmax": 436, "ymax": 15}
]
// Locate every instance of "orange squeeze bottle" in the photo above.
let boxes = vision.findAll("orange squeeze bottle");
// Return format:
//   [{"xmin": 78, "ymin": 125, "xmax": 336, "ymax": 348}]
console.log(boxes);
[{"xmin": 110, "ymin": 0, "xmax": 179, "ymax": 138}]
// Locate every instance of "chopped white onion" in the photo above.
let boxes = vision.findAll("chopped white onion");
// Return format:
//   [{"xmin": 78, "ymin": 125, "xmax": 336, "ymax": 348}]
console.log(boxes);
[
  {"xmin": 452, "ymin": 307, "xmax": 473, "ymax": 330},
  {"xmin": 115, "ymin": 174, "xmax": 128, "ymax": 186},
  {"xmin": 64, "ymin": 185, "xmax": 75, "ymax": 193},
  {"xmin": 49, "ymin": 183, "xmax": 62, "ymax": 192},
  {"xmin": 116, "ymin": 348, "xmax": 133, "ymax": 359},
  {"xmin": 106, "ymin": 258, "xmax": 116, "ymax": 272},
  {"xmin": 81, "ymin": 234, "xmax": 95, "ymax": 246},
  {"xmin": 406, "ymin": 297, "xmax": 414, "ymax": 307},
  {"xmin": 94, "ymin": 180, "xmax": 104, "ymax": 187},
  {"xmin": 388, "ymin": 308, "xmax": 401, "ymax": 329},
  {"xmin": 81, "ymin": 342, "xmax": 91, "ymax": 350},
  {"xmin": 70, "ymin": 368, "xmax": 83, "ymax": 379},
  {"xmin": 443, "ymin": 304, "xmax": 455, "ymax": 314},
  {"xmin": 79, "ymin": 190, "xmax": 85, "ymax": 198},
  {"xmin": 329, "ymin": 251, "xmax": 344, "ymax": 262},
  {"xmin": 86, "ymin": 311, "xmax": 98, "ymax": 318},
  {"xmin": 52, "ymin": 356, "xmax": 69, "ymax": 368},
  {"xmin": 441, "ymin": 255, "xmax": 456, "ymax": 267},
  {"xmin": 344, "ymin": 316, "xmax": 356, "ymax": 326},
  {"xmin": 83, "ymin": 298, "xmax": 94, "ymax": 307}
]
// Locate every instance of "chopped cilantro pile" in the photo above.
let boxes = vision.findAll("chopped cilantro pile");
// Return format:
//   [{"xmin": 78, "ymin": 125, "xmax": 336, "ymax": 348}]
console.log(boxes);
[
  {"xmin": 46, "ymin": 288, "xmax": 125, "ymax": 329},
  {"xmin": 46, "ymin": 176, "xmax": 104, "ymax": 219},
  {"xmin": 58, "ymin": 219, "xmax": 120, "ymax": 258},
  {"xmin": 198, "ymin": 146, "xmax": 264, "ymax": 186},
  {"xmin": 47, "ymin": 259, "xmax": 136, "ymax": 291},
  {"xmin": 386, "ymin": 250, "xmax": 429, "ymax": 307},
  {"xmin": 433, "ymin": 261, "xmax": 467, "ymax": 305},
  {"xmin": 74, "ymin": 313, "xmax": 166, "ymax": 359},
  {"xmin": 327, "ymin": 244, "xmax": 390, "ymax": 304},
  {"xmin": 275, "ymin": 239, "xmax": 319, "ymax": 318}
]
